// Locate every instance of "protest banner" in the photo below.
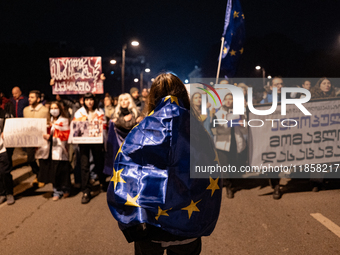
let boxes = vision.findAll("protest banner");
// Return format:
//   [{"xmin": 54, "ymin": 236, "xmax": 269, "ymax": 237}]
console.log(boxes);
[
  {"xmin": 3, "ymin": 118, "xmax": 47, "ymax": 147},
  {"xmin": 69, "ymin": 120, "xmax": 103, "ymax": 144},
  {"xmin": 248, "ymin": 98, "xmax": 340, "ymax": 177},
  {"xmin": 50, "ymin": 57, "xmax": 103, "ymax": 95}
]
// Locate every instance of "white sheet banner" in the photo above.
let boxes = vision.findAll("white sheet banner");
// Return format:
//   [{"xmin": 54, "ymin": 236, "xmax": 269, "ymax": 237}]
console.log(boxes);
[
  {"xmin": 3, "ymin": 118, "xmax": 48, "ymax": 147},
  {"xmin": 249, "ymin": 98, "xmax": 340, "ymax": 167}
]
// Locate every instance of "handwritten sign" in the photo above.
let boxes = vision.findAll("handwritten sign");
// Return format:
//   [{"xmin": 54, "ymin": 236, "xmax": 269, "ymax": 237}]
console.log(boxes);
[
  {"xmin": 3, "ymin": 118, "xmax": 48, "ymax": 147},
  {"xmin": 50, "ymin": 57, "xmax": 103, "ymax": 95},
  {"xmin": 69, "ymin": 120, "xmax": 103, "ymax": 144}
]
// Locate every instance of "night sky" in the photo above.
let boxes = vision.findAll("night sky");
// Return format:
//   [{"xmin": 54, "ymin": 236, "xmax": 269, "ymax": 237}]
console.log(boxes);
[{"xmin": 1, "ymin": 0, "xmax": 340, "ymax": 95}]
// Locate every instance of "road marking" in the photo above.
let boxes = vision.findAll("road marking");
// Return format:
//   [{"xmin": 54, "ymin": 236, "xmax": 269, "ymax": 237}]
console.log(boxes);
[{"xmin": 311, "ymin": 213, "xmax": 340, "ymax": 238}]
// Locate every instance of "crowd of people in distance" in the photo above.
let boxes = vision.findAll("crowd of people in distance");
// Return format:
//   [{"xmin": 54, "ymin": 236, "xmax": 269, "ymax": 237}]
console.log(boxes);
[{"xmin": 0, "ymin": 85, "xmax": 149, "ymax": 205}]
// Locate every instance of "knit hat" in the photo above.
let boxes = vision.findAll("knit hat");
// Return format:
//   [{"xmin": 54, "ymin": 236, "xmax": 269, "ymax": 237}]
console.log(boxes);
[{"xmin": 130, "ymin": 87, "xmax": 139, "ymax": 94}]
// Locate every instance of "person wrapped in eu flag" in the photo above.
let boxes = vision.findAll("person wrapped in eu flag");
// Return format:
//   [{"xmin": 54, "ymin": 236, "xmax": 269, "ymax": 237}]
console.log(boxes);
[{"xmin": 107, "ymin": 73, "xmax": 222, "ymax": 254}]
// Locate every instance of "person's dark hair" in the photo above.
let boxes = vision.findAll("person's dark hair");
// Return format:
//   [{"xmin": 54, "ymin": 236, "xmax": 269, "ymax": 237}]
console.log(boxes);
[
  {"xmin": 29, "ymin": 90, "xmax": 41, "ymax": 100},
  {"xmin": 83, "ymin": 93, "xmax": 98, "ymax": 112},
  {"xmin": 145, "ymin": 73, "xmax": 190, "ymax": 115},
  {"xmin": 50, "ymin": 101, "xmax": 69, "ymax": 118},
  {"xmin": 310, "ymin": 77, "xmax": 335, "ymax": 99}
]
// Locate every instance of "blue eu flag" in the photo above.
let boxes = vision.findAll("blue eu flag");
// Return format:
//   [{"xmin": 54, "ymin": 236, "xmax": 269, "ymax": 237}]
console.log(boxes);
[
  {"xmin": 107, "ymin": 96, "xmax": 222, "ymax": 242},
  {"xmin": 221, "ymin": 0, "xmax": 245, "ymax": 78}
]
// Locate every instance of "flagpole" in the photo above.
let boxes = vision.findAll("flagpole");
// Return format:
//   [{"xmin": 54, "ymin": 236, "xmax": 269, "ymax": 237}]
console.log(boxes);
[{"xmin": 215, "ymin": 36, "xmax": 225, "ymax": 85}]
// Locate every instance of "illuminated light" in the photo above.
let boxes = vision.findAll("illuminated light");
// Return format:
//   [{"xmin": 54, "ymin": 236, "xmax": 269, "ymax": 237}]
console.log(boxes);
[
  {"xmin": 134, "ymin": 78, "xmax": 139, "ymax": 82},
  {"xmin": 131, "ymin": 41, "xmax": 139, "ymax": 46},
  {"xmin": 267, "ymin": 75, "xmax": 272, "ymax": 79},
  {"xmin": 110, "ymin": 60, "xmax": 117, "ymax": 64},
  {"xmin": 145, "ymin": 68, "xmax": 151, "ymax": 73},
  {"xmin": 255, "ymin": 66, "xmax": 261, "ymax": 70}
]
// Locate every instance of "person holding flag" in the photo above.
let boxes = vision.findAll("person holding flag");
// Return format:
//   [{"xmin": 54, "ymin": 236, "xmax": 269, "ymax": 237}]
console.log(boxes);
[
  {"xmin": 38, "ymin": 101, "xmax": 72, "ymax": 200},
  {"xmin": 107, "ymin": 73, "xmax": 222, "ymax": 254}
]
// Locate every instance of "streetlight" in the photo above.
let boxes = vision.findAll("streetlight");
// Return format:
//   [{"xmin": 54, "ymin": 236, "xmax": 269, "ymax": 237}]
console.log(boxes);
[
  {"xmin": 110, "ymin": 59, "xmax": 117, "ymax": 65},
  {"xmin": 131, "ymin": 41, "xmax": 139, "ymax": 46},
  {"xmin": 140, "ymin": 68, "xmax": 151, "ymax": 92},
  {"xmin": 267, "ymin": 75, "xmax": 272, "ymax": 79},
  {"xmin": 255, "ymin": 66, "xmax": 266, "ymax": 87},
  {"xmin": 122, "ymin": 41, "xmax": 139, "ymax": 93},
  {"xmin": 134, "ymin": 78, "xmax": 139, "ymax": 83}
]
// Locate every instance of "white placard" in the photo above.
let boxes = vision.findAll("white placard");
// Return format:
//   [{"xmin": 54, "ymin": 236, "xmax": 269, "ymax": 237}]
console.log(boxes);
[{"xmin": 3, "ymin": 118, "xmax": 48, "ymax": 147}]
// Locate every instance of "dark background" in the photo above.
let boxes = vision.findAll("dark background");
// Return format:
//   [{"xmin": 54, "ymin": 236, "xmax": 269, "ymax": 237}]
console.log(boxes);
[{"xmin": 1, "ymin": 0, "xmax": 340, "ymax": 98}]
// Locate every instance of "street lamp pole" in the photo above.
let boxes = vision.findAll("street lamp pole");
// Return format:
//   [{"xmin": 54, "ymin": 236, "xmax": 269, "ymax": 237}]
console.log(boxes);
[
  {"xmin": 256, "ymin": 66, "xmax": 266, "ymax": 87},
  {"xmin": 262, "ymin": 68, "xmax": 266, "ymax": 87},
  {"xmin": 121, "ymin": 44, "xmax": 127, "ymax": 93},
  {"xmin": 140, "ymin": 71, "xmax": 143, "ymax": 92}
]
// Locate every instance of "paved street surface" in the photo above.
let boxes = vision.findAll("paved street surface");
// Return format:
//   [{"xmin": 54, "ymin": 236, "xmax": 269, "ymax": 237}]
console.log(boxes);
[{"xmin": 1, "ymin": 170, "xmax": 340, "ymax": 254}]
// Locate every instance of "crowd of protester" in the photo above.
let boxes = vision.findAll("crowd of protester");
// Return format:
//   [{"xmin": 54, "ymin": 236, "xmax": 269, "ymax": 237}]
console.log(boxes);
[
  {"xmin": 0, "ymin": 85, "xmax": 149, "ymax": 205},
  {"xmin": 0, "ymin": 76, "xmax": 339, "ymax": 205}
]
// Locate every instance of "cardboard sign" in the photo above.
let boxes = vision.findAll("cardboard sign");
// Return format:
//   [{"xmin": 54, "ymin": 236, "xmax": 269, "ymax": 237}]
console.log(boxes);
[{"xmin": 50, "ymin": 57, "xmax": 103, "ymax": 95}]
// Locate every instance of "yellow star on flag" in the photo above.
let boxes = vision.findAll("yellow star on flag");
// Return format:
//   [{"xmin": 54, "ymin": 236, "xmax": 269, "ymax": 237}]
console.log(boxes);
[
  {"xmin": 155, "ymin": 206, "xmax": 172, "ymax": 221},
  {"xmin": 125, "ymin": 193, "xmax": 141, "ymax": 207},
  {"xmin": 239, "ymin": 48, "xmax": 244, "ymax": 54},
  {"xmin": 115, "ymin": 141, "xmax": 124, "ymax": 160},
  {"xmin": 110, "ymin": 167, "xmax": 126, "ymax": 190},
  {"xmin": 233, "ymin": 11, "xmax": 239, "ymax": 18},
  {"xmin": 207, "ymin": 177, "xmax": 220, "ymax": 196},
  {"xmin": 148, "ymin": 110, "xmax": 154, "ymax": 116},
  {"xmin": 181, "ymin": 200, "xmax": 201, "ymax": 219},
  {"xmin": 164, "ymin": 95, "xmax": 179, "ymax": 106},
  {"xmin": 223, "ymin": 47, "xmax": 228, "ymax": 54},
  {"xmin": 230, "ymin": 50, "xmax": 236, "ymax": 56},
  {"xmin": 242, "ymin": 14, "xmax": 245, "ymax": 19}
]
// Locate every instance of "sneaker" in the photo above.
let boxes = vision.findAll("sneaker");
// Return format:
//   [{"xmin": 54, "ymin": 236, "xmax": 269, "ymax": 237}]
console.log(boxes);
[
  {"xmin": 81, "ymin": 192, "xmax": 91, "ymax": 204},
  {"xmin": 52, "ymin": 196, "xmax": 60, "ymax": 201},
  {"xmin": 273, "ymin": 185, "xmax": 282, "ymax": 200},
  {"xmin": 6, "ymin": 194, "xmax": 15, "ymax": 205},
  {"xmin": 226, "ymin": 187, "xmax": 234, "ymax": 199},
  {"xmin": 38, "ymin": 182, "xmax": 45, "ymax": 188},
  {"xmin": 0, "ymin": 196, "xmax": 6, "ymax": 204}
]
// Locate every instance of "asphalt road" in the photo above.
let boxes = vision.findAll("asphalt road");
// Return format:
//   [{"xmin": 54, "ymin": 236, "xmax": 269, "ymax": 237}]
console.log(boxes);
[{"xmin": 1, "ymin": 177, "xmax": 340, "ymax": 255}]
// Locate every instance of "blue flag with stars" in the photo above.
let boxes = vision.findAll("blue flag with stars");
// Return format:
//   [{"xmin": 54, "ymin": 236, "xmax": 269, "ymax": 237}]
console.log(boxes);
[
  {"xmin": 107, "ymin": 96, "xmax": 222, "ymax": 241},
  {"xmin": 221, "ymin": 0, "xmax": 245, "ymax": 78}
]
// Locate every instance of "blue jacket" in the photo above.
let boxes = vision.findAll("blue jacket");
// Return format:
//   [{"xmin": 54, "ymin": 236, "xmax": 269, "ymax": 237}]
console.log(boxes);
[{"xmin": 10, "ymin": 95, "xmax": 28, "ymax": 117}]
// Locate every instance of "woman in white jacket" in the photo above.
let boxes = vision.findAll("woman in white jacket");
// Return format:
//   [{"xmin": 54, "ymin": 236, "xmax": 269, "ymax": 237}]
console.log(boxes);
[{"xmin": 38, "ymin": 101, "xmax": 71, "ymax": 201}]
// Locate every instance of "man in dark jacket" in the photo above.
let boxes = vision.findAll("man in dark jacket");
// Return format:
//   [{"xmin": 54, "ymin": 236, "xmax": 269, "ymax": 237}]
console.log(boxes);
[{"xmin": 10, "ymin": 87, "xmax": 28, "ymax": 117}]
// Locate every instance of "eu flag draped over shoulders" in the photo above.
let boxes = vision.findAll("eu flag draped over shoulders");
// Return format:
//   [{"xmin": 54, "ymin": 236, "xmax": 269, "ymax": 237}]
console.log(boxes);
[
  {"xmin": 107, "ymin": 96, "xmax": 222, "ymax": 242},
  {"xmin": 221, "ymin": 0, "xmax": 245, "ymax": 78}
]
